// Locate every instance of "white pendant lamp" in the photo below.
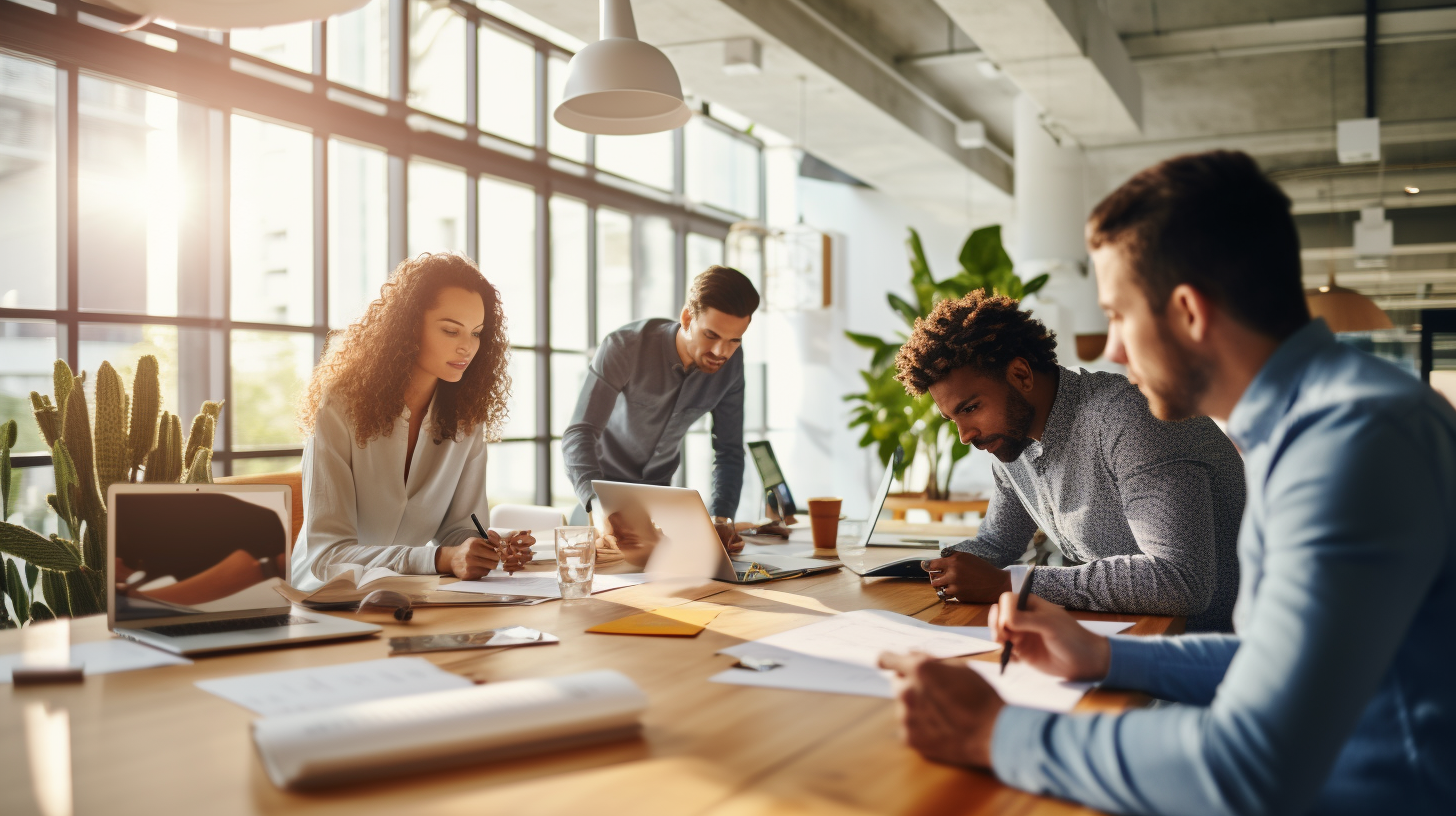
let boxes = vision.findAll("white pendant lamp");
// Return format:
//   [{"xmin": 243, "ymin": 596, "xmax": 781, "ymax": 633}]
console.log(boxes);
[
  {"xmin": 553, "ymin": 0, "xmax": 692, "ymax": 136},
  {"xmin": 101, "ymin": 0, "xmax": 370, "ymax": 29}
]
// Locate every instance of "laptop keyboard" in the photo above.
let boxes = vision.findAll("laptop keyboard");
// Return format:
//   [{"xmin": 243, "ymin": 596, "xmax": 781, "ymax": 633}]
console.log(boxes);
[{"xmin": 141, "ymin": 613, "xmax": 314, "ymax": 638}]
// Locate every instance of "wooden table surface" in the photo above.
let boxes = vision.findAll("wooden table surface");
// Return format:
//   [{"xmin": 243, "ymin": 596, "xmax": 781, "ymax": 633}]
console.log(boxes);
[{"xmin": 0, "ymin": 542, "xmax": 1178, "ymax": 816}]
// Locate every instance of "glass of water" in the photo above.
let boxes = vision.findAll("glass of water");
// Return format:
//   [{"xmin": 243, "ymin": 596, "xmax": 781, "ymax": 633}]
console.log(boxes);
[{"xmin": 555, "ymin": 526, "xmax": 596, "ymax": 599}]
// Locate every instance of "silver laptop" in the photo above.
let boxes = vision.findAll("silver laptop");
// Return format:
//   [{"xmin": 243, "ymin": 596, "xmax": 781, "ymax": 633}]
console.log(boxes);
[
  {"xmin": 592, "ymin": 481, "xmax": 840, "ymax": 583},
  {"xmin": 860, "ymin": 446, "xmax": 967, "ymax": 549},
  {"xmin": 107, "ymin": 483, "xmax": 380, "ymax": 655}
]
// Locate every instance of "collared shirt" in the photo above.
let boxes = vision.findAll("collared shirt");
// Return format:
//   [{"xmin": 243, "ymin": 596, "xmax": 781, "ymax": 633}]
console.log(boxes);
[
  {"xmin": 562, "ymin": 318, "xmax": 745, "ymax": 518},
  {"xmin": 991, "ymin": 320, "xmax": 1456, "ymax": 815},
  {"xmin": 291, "ymin": 393, "xmax": 490, "ymax": 591},
  {"xmin": 951, "ymin": 367, "xmax": 1245, "ymax": 631}
]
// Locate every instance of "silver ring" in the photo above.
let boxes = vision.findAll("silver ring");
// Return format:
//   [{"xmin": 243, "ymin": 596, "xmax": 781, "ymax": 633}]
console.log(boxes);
[{"xmin": 935, "ymin": 587, "xmax": 947, "ymax": 601}]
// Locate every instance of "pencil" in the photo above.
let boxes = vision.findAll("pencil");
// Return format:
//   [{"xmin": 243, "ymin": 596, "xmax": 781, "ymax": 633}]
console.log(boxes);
[{"xmin": 999, "ymin": 565, "xmax": 1036, "ymax": 676}]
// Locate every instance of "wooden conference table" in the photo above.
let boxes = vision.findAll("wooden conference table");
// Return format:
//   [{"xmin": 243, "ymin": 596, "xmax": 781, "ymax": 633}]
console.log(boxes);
[{"xmin": 0, "ymin": 541, "xmax": 1180, "ymax": 816}]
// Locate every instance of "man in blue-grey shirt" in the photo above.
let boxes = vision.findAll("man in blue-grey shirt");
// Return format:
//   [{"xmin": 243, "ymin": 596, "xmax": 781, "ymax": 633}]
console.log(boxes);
[
  {"xmin": 881, "ymin": 150, "xmax": 1456, "ymax": 815},
  {"xmin": 563, "ymin": 265, "xmax": 759, "ymax": 543}
]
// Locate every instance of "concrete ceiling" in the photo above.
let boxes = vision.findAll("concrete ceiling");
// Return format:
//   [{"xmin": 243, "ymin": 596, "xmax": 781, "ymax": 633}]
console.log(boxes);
[{"xmin": 508, "ymin": 0, "xmax": 1456, "ymax": 312}]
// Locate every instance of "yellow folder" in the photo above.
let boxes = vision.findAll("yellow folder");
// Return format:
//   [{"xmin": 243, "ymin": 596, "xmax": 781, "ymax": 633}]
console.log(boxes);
[{"xmin": 586, "ymin": 607, "xmax": 722, "ymax": 637}]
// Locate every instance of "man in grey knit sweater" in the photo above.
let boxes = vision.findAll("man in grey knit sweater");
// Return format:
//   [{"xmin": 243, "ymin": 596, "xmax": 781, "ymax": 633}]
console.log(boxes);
[{"xmin": 899, "ymin": 291, "xmax": 1243, "ymax": 631}]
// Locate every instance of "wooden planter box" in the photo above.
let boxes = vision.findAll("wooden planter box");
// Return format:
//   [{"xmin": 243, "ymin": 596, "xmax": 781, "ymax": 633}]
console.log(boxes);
[{"xmin": 882, "ymin": 492, "xmax": 989, "ymax": 522}]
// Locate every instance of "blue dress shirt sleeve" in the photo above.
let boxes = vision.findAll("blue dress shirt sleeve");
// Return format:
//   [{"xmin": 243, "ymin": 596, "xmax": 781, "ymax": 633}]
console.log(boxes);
[{"xmin": 988, "ymin": 401, "xmax": 1451, "ymax": 816}]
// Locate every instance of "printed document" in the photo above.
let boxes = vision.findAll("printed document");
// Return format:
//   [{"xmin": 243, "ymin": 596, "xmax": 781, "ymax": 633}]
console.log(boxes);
[{"xmin": 197, "ymin": 657, "xmax": 473, "ymax": 716}]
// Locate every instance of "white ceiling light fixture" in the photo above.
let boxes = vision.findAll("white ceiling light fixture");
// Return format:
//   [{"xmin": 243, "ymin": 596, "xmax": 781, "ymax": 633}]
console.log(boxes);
[
  {"xmin": 553, "ymin": 0, "xmax": 692, "ymax": 136},
  {"xmin": 100, "ymin": 0, "xmax": 369, "ymax": 29}
]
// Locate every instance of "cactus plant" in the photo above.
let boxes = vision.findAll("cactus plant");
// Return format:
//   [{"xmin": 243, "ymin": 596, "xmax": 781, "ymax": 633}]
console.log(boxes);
[
  {"xmin": 127, "ymin": 356, "xmax": 160, "ymax": 482},
  {"xmin": 1, "ymin": 419, "xmax": 15, "ymax": 523},
  {"xmin": 0, "ymin": 355, "xmax": 222, "ymax": 625},
  {"xmin": 95, "ymin": 362, "xmax": 132, "ymax": 499}
]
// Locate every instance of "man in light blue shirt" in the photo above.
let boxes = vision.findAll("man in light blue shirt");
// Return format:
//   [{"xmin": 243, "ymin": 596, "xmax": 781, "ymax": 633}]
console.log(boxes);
[{"xmin": 880, "ymin": 150, "xmax": 1456, "ymax": 815}]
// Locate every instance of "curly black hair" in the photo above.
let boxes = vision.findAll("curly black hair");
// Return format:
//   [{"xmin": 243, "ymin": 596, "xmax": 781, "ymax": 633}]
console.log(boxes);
[{"xmin": 894, "ymin": 290, "xmax": 1058, "ymax": 396}]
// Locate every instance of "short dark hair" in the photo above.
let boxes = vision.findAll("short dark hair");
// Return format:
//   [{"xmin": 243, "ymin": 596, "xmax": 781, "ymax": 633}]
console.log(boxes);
[
  {"xmin": 686, "ymin": 265, "xmax": 760, "ymax": 318},
  {"xmin": 1087, "ymin": 150, "xmax": 1309, "ymax": 340},
  {"xmin": 894, "ymin": 290, "xmax": 1058, "ymax": 396}
]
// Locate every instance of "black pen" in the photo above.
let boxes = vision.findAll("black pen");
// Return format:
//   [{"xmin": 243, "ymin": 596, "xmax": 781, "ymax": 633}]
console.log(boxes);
[
  {"xmin": 471, "ymin": 512, "xmax": 514, "ymax": 574},
  {"xmin": 999, "ymin": 565, "xmax": 1036, "ymax": 676}
]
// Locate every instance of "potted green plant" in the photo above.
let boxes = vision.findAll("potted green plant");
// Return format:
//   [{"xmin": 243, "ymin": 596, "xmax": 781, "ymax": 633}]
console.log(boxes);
[
  {"xmin": 0, "ymin": 357, "xmax": 221, "ymax": 627},
  {"xmin": 844, "ymin": 225, "xmax": 1046, "ymax": 500}
]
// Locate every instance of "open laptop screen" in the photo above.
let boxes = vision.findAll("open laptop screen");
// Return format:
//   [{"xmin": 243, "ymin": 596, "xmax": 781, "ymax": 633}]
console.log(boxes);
[
  {"xmin": 857, "ymin": 446, "xmax": 903, "ymax": 547},
  {"xmin": 747, "ymin": 440, "xmax": 796, "ymax": 517},
  {"xmin": 113, "ymin": 490, "xmax": 290, "ymax": 624}
]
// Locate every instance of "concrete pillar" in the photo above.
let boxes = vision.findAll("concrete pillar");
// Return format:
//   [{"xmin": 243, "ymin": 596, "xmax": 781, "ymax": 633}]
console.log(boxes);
[{"xmin": 1012, "ymin": 94, "xmax": 1108, "ymax": 364}]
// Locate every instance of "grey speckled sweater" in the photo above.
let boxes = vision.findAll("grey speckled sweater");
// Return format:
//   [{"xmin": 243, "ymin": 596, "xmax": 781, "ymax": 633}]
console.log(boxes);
[{"xmin": 949, "ymin": 367, "xmax": 1245, "ymax": 631}]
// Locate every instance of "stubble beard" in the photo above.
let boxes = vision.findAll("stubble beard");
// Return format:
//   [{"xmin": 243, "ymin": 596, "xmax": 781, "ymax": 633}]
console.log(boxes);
[{"xmin": 1143, "ymin": 322, "xmax": 1212, "ymax": 422}]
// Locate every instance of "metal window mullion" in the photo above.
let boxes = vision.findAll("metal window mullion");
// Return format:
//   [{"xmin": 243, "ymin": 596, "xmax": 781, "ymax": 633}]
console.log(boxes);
[
  {"xmin": 219, "ymin": 109, "xmax": 234, "ymax": 476},
  {"xmin": 466, "ymin": 171, "xmax": 479, "ymax": 261},
  {"xmin": 313, "ymin": 132, "xmax": 329, "ymax": 366},
  {"xmin": 535, "ymin": 189, "xmax": 551, "ymax": 507},
  {"xmin": 59, "ymin": 61, "xmax": 79, "ymax": 369},
  {"xmin": 465, "ymin": 15, "xmax": 478, "ymax": 130},
  {"xmin": 586, "ymin": 204, "xmax": 598, "ymax": 343}
]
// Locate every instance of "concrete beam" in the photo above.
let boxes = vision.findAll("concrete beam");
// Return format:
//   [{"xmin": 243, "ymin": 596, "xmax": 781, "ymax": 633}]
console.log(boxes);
[
  {"xmin": 934, "ymin": 0, "xmax": 1142, "ymax": 139},
  {"xmin": 1124, "ymin": 7, "xmax": 1456, "ymax": 65},
  {"xmin": 714, "ymin": 0, "xmax": 1012, "ymax": 192}
]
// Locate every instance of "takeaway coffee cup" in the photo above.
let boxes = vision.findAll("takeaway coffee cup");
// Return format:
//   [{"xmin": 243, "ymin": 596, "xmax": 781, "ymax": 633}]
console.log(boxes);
[{"xmin": 807, "ymin": 497, "xmax": 843, "ymax": 550}]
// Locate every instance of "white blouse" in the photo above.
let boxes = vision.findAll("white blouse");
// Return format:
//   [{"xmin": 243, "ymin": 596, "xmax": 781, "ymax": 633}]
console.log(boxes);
[{"xmin": 291, "ymin": 393, "xmax": 490, "ymax": 591}]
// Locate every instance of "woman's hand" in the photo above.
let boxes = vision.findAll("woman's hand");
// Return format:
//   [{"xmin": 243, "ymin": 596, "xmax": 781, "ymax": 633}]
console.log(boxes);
[
  {"xmin": 988, "ymin": 593, "xmax": 1112, "ymax": 682},
  {"xmin": 436, "ymin": 536, "xmax": 501, "ymax": 580},
  {"xmin": 497, "ymin": 530, "xmax": 535, "ymax": 574}
]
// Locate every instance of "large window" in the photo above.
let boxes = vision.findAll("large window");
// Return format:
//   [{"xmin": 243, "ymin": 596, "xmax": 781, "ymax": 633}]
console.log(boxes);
[{"xmin": 0, "ymin": 0, "xmax": 758, "ymax": 513}]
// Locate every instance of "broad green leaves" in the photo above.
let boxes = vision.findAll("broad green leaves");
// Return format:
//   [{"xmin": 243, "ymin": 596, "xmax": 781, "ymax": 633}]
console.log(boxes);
[{"xmin": 843, "ymin": 224, "xmax": 1040, "ymax": 496}]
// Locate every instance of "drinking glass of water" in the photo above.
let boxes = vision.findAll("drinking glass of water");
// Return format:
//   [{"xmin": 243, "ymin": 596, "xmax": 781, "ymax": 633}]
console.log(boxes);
[{"xmin": 554, "ymin": 526, "xmax": 596, "ymax": 599}]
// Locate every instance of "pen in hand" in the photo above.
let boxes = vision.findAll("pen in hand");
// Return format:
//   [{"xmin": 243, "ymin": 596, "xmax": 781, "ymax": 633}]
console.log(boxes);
[
  {"xmin": 470, "ymin": 512, "xmax": 519, "ymax": 575},
  {"xmin": 999, "ymin": 565, "xmax": 1036, "ymax": 676}
]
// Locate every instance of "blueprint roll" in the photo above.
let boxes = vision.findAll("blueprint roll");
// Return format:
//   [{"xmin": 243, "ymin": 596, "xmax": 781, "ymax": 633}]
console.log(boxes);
[{"xmin": 252, "ymin": 669, "xmax": 647, "ymax": 789}]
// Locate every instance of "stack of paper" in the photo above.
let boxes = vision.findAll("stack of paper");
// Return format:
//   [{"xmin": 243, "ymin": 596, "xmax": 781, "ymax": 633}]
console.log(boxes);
[
  {"xmin": 197, "ymin": 657, "xmax": 474, "ymax": 716},
  {"xmin": 709, "ymin": 609, "xmax": 1101, "ymax": 712},
  {"xmin": 250, "ymin": 669, "xmax": 647, "ymax": 789}
]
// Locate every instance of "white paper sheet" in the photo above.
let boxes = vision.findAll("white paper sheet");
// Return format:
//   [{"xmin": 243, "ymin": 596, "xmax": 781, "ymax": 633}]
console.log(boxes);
[
  {"xmin": 196, "ymin": 657, "xmax": 473, "ymax": 716},
  {"xmin": 710, "ymin": 648, "xmax": 895, "ymax": 697},
  {"xmin": 940, "ymin": 620, "xmax": 1135, "ymax": 642},
  {"xmin": 722, "ymin": 609, "xmax": 999, "ymax": 669},
  {"xmin": 710, "ymin": 610, "xmax": 1097, "ymax": 710},
  {"xmin": 439, "ymin": 573, "xmax": 651, "ymax": 599},
  {"xmin": 964, "ymin": 660, "xmax": 1094, "ymax": 712},
  {"xmin": 0, "ymin": 638, "xmax": 192, "ymax": 683}
]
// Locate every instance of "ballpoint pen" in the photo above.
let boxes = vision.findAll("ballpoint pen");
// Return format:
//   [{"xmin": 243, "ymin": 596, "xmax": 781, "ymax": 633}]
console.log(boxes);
[
  {"xmin": 1000, "ymin": 565, "xmax": 1036, "ymax": 676},
  {"xmin": 471, "ymin": 512, "xmax": 520, "ymax": 574}
]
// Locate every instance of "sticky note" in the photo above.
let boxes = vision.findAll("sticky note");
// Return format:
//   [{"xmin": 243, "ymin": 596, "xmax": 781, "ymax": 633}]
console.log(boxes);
[{"xmin": 586, "ymin": 607, "xmax": 722, "ymax": 637}]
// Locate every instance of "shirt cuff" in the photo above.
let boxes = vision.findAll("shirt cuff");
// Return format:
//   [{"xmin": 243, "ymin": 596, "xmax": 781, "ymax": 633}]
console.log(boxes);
[
  {"xmin": 408, "ymin": 544, "xmax": 440, "ymax": 575},
  {"xmin": 1102, "ymin": 634, "xmax": 1159, "ymax": 689},
  {"xmin": 990, "ymin": 704, "xmax": 1059, "ymax": 791}
]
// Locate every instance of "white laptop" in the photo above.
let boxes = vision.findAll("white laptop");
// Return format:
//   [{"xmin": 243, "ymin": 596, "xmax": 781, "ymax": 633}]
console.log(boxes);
[
  {"xmin": 107, "ymin": 483, "xmax": 380, "ymax": 655},
  {"xmin": 859, "ymin": 446, "xmax": 967, "ymax": 549},
  {"xmin": 846, "ymin": 449, "xmax": 970, "ymax": 577},
  {"xmin": 592, "ymin": 481, "xmax": 840, "ymax": 583}
]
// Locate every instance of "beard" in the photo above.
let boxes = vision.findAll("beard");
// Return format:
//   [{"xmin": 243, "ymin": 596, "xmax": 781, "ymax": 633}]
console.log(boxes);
[
  {"xmin": 974, "ymin": 385, "xmax": 1037, "ymax": 464},
  {"xmin": 1140, "ymin": 322, "xmax": 1213, "ymax": 422}
]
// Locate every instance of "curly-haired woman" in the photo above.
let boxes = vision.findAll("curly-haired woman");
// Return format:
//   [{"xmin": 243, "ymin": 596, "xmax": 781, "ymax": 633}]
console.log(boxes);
[{"xmin": 290, "ymin": 252, "xmax": 532, "ymax": 591}]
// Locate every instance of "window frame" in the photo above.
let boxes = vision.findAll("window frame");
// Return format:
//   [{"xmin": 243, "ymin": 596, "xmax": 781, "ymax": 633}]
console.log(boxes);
[{"xmin": 0, "ymin": 0, "xmax": 761, "ymax": 507}]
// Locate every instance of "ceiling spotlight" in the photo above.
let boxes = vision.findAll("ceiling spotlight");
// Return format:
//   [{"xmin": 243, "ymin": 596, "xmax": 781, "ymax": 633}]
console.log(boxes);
[{"xmin": 1405, "ymin": 185, "xmax": 1421, "ymax": 195}]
